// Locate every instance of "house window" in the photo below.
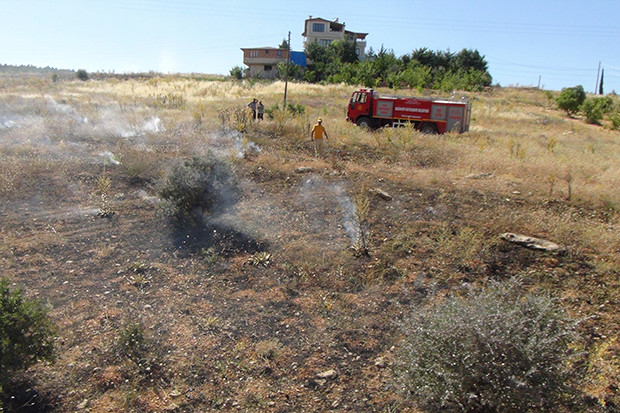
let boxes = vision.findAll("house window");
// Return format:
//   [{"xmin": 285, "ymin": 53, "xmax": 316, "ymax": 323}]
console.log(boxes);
[
  {"xmin": 312, "ymin": 23, "xmax": 325, "ymax": 32},
  {"xmin": 265, "ymin": 49, "xmax": 270, "ymax": 55},
  {"xmin": 319, "ymin": 39, "xmax": 332, "ymax": 47},
  {"xmin": 264, "ymin": 65, "xmax": 272, "ymax": 71},
  {"xmin": 277, "ymin": 50, "xmax": 282, "ymax": 58},
  {"xmin": 250, "ymin": 50, "xmax": 259, "ymax": 58}
]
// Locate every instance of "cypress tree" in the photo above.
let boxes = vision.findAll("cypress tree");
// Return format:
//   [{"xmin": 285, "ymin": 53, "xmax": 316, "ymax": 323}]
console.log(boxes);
[{"xmin": 599, "ymin": 69, "xmax": 604, "ymax": 95}]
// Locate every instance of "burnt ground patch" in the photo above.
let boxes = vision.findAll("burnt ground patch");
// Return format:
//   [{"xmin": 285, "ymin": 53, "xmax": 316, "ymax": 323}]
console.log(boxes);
[
  {"xmin": 1, "ymin": 378, "xmax": 58, "ymax": 413},
  {"xmin": 169, "ymin": 220, "xmax": 268, "ymax": 256}
]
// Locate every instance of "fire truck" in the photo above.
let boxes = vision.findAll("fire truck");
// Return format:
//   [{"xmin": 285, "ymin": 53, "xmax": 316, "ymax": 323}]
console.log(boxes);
[{"xmin": 346, "ymin": 88, "xmax": 471, "ymax": 134}]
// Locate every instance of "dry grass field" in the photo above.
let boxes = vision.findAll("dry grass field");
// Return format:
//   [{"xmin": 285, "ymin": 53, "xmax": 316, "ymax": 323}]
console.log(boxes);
[{"xmin": 1, "ymin": 74, "xmax": 618, "ymax": 412}]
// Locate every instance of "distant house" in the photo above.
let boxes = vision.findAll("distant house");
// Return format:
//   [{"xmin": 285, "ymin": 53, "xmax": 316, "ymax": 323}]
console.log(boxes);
[
  {"xmin": 240, "ymin": 47, "xmax": 289, "ymax": 79},
  {"xmin": 240, "ymin": 16, "xmax": 366, "ymax": 78},
  {"xmin": 302, "ymin": 16, "xmax": 368, "ymax": 59}
]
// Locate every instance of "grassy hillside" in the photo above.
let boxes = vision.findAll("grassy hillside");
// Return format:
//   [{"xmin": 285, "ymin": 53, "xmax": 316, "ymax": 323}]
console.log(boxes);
[{"xmin": 0, "ymin": 75, "xmax": 618, "ymax": 412}]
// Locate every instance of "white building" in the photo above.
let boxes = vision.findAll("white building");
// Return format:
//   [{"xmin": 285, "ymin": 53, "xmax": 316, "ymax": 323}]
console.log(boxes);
[{"xmin": 302, "ymin": 16, "xmax": 368, "ymax": 59}]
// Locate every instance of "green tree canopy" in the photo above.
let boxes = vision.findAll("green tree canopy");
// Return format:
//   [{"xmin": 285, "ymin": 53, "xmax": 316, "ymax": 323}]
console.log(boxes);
[
  {"xmin": 302, "ymin": 42, "xmax": 492, "ymax": 91},
  {"xmin": 76, "ymin": 69, "xmax": 89, "ymax": 81},
  {"xmin": 556, "ymin": 85, "xmax": 586, "ymax": 116}
]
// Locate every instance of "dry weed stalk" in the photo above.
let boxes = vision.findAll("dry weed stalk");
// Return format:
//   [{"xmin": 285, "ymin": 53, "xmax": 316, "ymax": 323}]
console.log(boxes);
[
  {"xmin": 96, "ymin": 167, "xmax": 114, "ymax": 217},
  {"xmin": 547, "ymin": 175, "xmax": 557, "ymax": 198},
  {"xmin": 546, "ymin": 136, "xmax": 557, "ymax": 153},
  {"xmin": 352, "ymin": 188, "xmax": 370, "ymax": 256},
  {"xmin": 218, "ymin": 107, "xmax": 251, "ymax": 133},
  {"xmin": 565, "ymin": 169, "xmax": 573, "ymax": 202}
]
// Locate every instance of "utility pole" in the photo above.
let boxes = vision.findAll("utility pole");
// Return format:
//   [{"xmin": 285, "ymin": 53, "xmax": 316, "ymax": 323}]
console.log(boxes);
[
  {"xmin": 284, "ymin": 31, "xmax": 291, "ymax": 107},
  {"xmin": 537, "ymin": 75, "xmax": 541, "ymax": 89},
  {"xmin": 595, "ymin": 61, "xmax": 601, "ymax": 94}
]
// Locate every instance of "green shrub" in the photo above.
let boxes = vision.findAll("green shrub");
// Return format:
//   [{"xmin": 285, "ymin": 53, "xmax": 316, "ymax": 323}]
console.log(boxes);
[
  {"xmin": 556, "ymin": 85, "xmax": 586, "ymax": 116},
  {"xmin": 544, "ymin": 90, "xmax": 554, "ymax": 106},
  {"xmin": 265, "ymin": 101, "xmax": 306, "ymax": 119},
  {"xmin": 156, "ymin": 153, "xmax": 239, "ymax": 226},
  {"xmin": 582, "ymin": 96, "xmax": 614, "ymax": 124},
  {"xmin": 118, "ymin": 323, "xmax": 150, "ymax": 370},
  {"xmin": 0, "ymin": 279, "xmax": 56, "ymax": 394},
  {"xmin": 229, "ymin": 66, "xmax": 245, "ymax": 80},
  {"xmin": 581, "ymin": 99, "xmax": 604, "ymax": 124},
  {"xmin": 276, "ymin": 61, "xmax": 305, "ymax": 80},
  {"xmin": 76, "ymin": 69, "xmax": 89, "ymax": 81},
  {"xmin": 395, "ymin": 278, "xmax": 583, "ymax": 412},
  {"xmin": 610, "ymin": 111, "xmax": 620, "ymax": 130}
]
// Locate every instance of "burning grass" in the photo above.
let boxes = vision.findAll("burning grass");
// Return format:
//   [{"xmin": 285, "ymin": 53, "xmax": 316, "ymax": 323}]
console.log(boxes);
[{"xmin": 0, "ymin": 75, "xmax": 618, "ymax": 411}]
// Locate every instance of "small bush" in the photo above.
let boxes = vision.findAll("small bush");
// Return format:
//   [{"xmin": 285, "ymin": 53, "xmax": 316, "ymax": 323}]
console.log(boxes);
[
  {"xmin": 582, "ymin": 96, "xmax": 614, "ymax": 125},
  {"xmin": 229, "ymin": 66, "xmax": 245, "ymax": 80},
  {"xmin": 76, "ymin": 69, "xmax": 89, "ymax": 81},
  {"xmin": 156, "ymin": 153, "xmax": 239, "ymax": 226},
  {"xmin": 395, "ymin": 278, "xmax": 583, "ymax": 412},
  {"xmin": 118, "ymin": 323, "xmax": 150, "ymax": 370},
  {"xmin": 610, "ymin": 111, "xmax": 620, "ymax": 130},
  {"xmin": 0, "ymin": 279, "xmax": 56, "ymax": 395},
  {"xmin": 556, "ymin": 85, "xmax": 586, "ymax": 116},
  {"xmin": 265, "ymin": 102, "xmax": 306, "ymax": 119}
]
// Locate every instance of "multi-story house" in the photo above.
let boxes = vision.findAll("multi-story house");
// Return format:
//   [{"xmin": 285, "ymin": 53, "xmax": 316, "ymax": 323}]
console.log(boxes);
[
  {"xmin": 240, "ymin": 16, "xmax": 367, "ymax": 78},
  {"xmin": 302, "ymin": 16, "xmax": 368, "ymax": 59},
  {"xmin": 240, "ymin": 47, "xmax": 289, "ymax": 79}
]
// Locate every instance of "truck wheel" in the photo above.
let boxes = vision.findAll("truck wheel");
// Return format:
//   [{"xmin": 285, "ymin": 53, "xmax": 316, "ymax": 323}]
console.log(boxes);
[
  {"xmin": 357, "ymin": 117, "xmax": 373, "ymax": 129},
  {"xmin": 419, "ymin": 123, "xmax": 438, "ymax": 134}
]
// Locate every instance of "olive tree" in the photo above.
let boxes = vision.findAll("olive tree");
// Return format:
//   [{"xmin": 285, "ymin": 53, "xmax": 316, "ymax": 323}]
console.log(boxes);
[{"xmin": 556, "ymin": 85, "xmax": 586, "ymax": 116}]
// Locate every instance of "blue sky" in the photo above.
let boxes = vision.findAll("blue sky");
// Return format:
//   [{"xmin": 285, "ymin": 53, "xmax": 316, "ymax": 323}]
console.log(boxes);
[{"xmin": 2, "ymin": 0, "xmax": 619, "ymax": 92}]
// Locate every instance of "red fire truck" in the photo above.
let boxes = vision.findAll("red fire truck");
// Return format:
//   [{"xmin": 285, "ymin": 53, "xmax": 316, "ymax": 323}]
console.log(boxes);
[{"xmin": 346, "ymin": 88, "xmax": 471, "ymax": 134}]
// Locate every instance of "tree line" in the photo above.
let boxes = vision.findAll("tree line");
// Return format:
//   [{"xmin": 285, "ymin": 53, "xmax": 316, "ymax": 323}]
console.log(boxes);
[
  {"xmin": 273, "ymin": 41, "xmax": 492, "ymax": 92},
  {"xmin": 0, "ymin": 63, "xmax": 73, "ymax": 76}
]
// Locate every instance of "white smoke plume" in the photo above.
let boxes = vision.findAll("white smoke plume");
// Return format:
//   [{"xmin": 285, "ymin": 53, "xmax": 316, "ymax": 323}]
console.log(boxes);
[{"xmin": 300, "ymin": 176, "xmax": 360, "ymax": 244}]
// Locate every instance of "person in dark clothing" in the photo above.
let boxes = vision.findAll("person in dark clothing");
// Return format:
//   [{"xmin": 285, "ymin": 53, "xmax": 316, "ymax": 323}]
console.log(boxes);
[{"xmin": 247, "ymin": 98, "xmax": 257, "ymax": 120}]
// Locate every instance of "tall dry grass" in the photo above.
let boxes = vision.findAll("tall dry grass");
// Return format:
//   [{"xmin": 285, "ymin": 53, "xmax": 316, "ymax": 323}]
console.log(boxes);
[{"xmin": 1, "ymin": 76, "xmax": 617, "ymax": 265}]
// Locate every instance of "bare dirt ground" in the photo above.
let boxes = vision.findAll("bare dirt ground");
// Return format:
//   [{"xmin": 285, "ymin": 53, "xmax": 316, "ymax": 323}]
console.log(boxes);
[{"xmin": 1, "ymin": 78, "xmax": 618, "ymax": 412}]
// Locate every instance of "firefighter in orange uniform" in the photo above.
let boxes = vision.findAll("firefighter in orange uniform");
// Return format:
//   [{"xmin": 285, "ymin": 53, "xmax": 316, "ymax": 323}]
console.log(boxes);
[{"xmin": 310, "ymin": 118, "xmax": 329, "ymax": 155}]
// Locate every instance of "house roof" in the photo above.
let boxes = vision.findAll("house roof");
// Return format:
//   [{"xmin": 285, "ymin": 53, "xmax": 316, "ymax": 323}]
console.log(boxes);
[
  {"xmin": 345, "ymin": 31, "xmax": 368, "ymax": 40},
  {"xmin": 240, "ymin": 47, "xmax": 287, "ymax": 51}
]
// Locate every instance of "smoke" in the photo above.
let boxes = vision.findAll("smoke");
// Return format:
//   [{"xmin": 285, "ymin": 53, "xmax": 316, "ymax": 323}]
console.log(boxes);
[
  {"xmin": 3, "ymin": 93, "xmax": 368, "ymax": 257},
  {"xmin": 206, "ymin": 129, "xmax": 262, "ymax": 160},
  {"xmin": 45, "ymin": 96, "xmax": 78, "ymax": 116},
  {"xmin": 140, "ymin": 117, "xmax": 164, "ymax": 134},
  {"xmin": 300, "ymin": 176, "xmax": 360, "ymax": 244},
  {"xmin": 335, "ymin": 186, "xmax": 360, "ymax": 243},
  {"xmin": 0, "ymin": 119, "xmax": 15, "ymax": 129},
  {"xmin": 0, "ymin": 96, "xmax": 170, "ymax": 166},
  {"xmin": 99, "ymin": 151, "xmax": 121, "ymax": 165}
]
